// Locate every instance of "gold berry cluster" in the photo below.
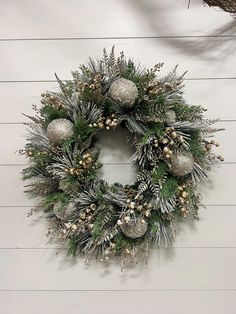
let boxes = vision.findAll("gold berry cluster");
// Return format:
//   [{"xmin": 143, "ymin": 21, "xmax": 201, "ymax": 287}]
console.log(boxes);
[
  {"xmin": 124, "ymin": 187, "xmax": 152, "ymax": 216},
  {"xmin": 204, "ymin": 140, "xmax": 224, "ymax": 162},
  {"xmin": 64, "ymin": 153, "xmax": 94, "ymax": 177},
  {"xmin": 78, "ymin": 153, "xmax": 93, "ymax": 168},
  {"xmin": 78, "ymin": 74, "xmax": 102, "ymax": 92},
  {"xmin": 89, "ymin": 114, "xmax": 119, "ymax": 130},
  {"xmin": 62, "ymin": 203, "xmax": 97, "ymax": 236},
  {"xmin": 143, "ymin": 79, "xmax": 182, "ymax": 101},
  {"xmin": 151, "ymin": 127, "xmax": 184, "ymax": 159},
  {"xmin": 177, "ymin": 184, "xmax": 189, "ymax": 217},
  {"xmin": 77, "ymin": 203, "xmax": 97, "ymax": 232},
  {"xmin": 63, "ymin": 222, "xmax": 78, "ymax": 235},
  {"xmin": 99, "ymin": 240, "xmax": 117, "ymax": 262},
  {"xmin": 41, "ymin": 92, "xmax": 64, "ymax": 109},
  {"xmin": 117, "ymin": 196, "xmax": 152, "ymax": 227},
  {"xmin": 19, "ymin": 148, "xmax": 34, "ymax": 157},
  {"xmin": 19, "ymin": 148, "xmax": 51, "ymax": 161}
]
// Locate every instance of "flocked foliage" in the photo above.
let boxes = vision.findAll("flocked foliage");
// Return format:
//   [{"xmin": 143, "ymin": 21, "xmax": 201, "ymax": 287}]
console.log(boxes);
[{"xmin": 20, "ymin": 47, "xmax": 224, "ymax": 264}]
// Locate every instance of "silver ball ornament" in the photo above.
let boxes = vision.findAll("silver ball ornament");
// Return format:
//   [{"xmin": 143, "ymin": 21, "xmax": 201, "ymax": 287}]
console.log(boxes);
[
  {"xmin": 53, "ymin": 201, "xmax": 76, "ymax": 221},
  {"xmin": 165, "ymin": 110, "xmax": 176, "ymax": 124},
  {"xmin": 47, "ymin": 118, "xmax": 74, "ymax": 146},
  {"xmin": 109, "ymin": 78, "xmax": 138, "ymax": 107},
  {"xmin": 120, "ymin": 217, "xmax": 148, "ymax": 239},
  {"xmin": 170, "ymin": 152, "xmax": 194, "ymax": 177}
]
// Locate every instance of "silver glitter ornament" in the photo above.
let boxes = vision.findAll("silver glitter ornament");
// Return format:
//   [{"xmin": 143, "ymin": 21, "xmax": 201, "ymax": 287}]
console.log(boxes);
[
  {"xmin": 120, "ymin": 217, "xmax": 148, "ymax": 239},
  {"xmin": 53, "ymin": 201, "xmax": 76, "ymax": 221},
  {"xmin": 170, "ymin": 152, "xmax": 194, "ymax": 177},
  {"xmin": 47, "ymin": 118, "xmax": 74, "ymax": 146},
  {"xmin": 109, "ymin": 78, "xmax": 138, "ymax": 107},
  {"xmin": 165, "ymin": 110, "xmax": 176, "ymax": 124}
]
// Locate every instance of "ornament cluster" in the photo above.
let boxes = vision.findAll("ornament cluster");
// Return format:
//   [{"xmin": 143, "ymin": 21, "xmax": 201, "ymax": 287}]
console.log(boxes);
[{"xmin": 21, "ymin": 48, "xmax": 224, "ymax": 263}]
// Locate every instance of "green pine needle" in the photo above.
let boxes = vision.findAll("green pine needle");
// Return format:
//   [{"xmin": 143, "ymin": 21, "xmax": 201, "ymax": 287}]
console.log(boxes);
[
  {"xmin": 174, "ymin": 103, "xmax": 206, "ymax": 121},
  {"xmin": 42, "ymin": 192, "xmax": 70, "ymax": 210},
  {"xmin": 152, "ymin": 163, "xmax": 168, "ymax": 182},
  {"xmin": 67, "ymin": 238, "xmax": 78, "ymax": 256},
  {"xmin": 40, "ymin": 105, "xmax": 69, "ymax": 123},
  {"xmin": 188, "ymin": 132, "xmax": 205, "ymax": 159},
  {"xmin": 74, "ymin": 118, "xmax": 96, "ymax": 141},
  {"xmin": 160, "ymin": 177, "xmax": 179, "ymax": 200}
]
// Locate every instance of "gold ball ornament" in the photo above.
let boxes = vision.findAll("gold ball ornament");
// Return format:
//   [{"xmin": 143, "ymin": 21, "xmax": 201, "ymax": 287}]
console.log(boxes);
[
  {"xmin": 170, "ymin": 152, "xmax": 194, "ymax": 177},
  {"xmin": 180, "ymin": 207, "xmax": 187, "ymax": 213},
  {"xmin": 47, "ymin": 118, "xmax": 74, "ymax": 146},
  {"xmin": 53, "ymin": 201, "xmax": 76, "ymax": 221},
  {"xmin": 181, "ymin": 191, "xmax": 189, "ymax": 199},
  {"xmin": 120, "ymin": 216, "xmax": 148, "ymax": 239},
  {"xmin": 109, "ymin": 78, "xmax": 138, "ymax": 107}
]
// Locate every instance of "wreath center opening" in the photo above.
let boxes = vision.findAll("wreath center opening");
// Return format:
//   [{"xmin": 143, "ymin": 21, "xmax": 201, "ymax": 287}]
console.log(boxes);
[{"xmin": 98, "ymin": 127, "xmax": 137, "ymax": 185}]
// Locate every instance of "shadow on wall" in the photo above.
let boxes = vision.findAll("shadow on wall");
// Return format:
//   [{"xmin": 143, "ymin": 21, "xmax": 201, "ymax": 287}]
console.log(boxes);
[
  {"xmin": 50, "ymin": 245, "xmax": 176, "ymax": 279},
  {"xmin": 45, "ymin": 216, "xmax": 200, "ymax": 278},
  {"xmin": 128, "ymin": 0, "xmax": 236, "ymax": 60}
]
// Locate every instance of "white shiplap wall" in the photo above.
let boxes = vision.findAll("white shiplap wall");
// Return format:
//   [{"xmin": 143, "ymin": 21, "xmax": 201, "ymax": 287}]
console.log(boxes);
[{"xmin": 0, "ymin": 0, "xmax": 236, "ymax": 313}]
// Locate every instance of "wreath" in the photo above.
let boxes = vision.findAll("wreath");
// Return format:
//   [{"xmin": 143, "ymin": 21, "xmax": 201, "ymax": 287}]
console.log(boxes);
[
  {"xmin": 21, "ymin": 47, "xmax": 224, "ymax": 263},
  {"xmin": 188, "ymin": 1, "xmax": 236, "ymax": 15},
  {"xmin": 203, "ymin": 0, "xmax": 236, "ymax": 15}
]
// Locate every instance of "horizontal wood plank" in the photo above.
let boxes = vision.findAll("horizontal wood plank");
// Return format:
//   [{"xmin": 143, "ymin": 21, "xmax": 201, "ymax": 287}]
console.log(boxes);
[
  {"xmin": 0, "ymin": 0, "xmax": 234, "ymax": 39},
  {"xmin": 0, "ymin": 248, "xmax": 236, "ymax": 290},
  {"xmin": 0, "ymin": 38, "xmax": 235, "ymax": 81},
  {"xmin": 0, "ymin": 291, "xmax": 236, "ymax": 314}
]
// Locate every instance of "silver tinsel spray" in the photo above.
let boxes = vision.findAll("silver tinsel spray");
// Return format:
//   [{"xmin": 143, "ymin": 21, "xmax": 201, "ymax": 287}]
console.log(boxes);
[
  {"xmin": 109, "ymin": 78, "xmax": 138, "ymax": 107},
  {"xmin": 120, "ymin": 217, "xmax": 148, "ymax": 239},
  {"xmin": 170, "ymin": 152, "xmax": 194, "ymax": 177},
  {"xmin": 47, "ymin": 118, "xmax": 74, "ymax": 146}
]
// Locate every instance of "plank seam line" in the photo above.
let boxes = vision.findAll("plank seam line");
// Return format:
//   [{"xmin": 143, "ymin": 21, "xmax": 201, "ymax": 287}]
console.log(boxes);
[
  {"xmin": 0, "ymin": 204, "xmax": 235, "ymax": 208},
  {"xmin": 0, "ymin": 289, "xmax": 235, "ymax": 292},
  {"xmin": 1, "ymin": 119, "xmax": 236, "ymax": 125},
  {"xmin": 0, "ymin": 162, "xmax": 234, "ymax": 166},
  {"xmin": 0, "ymin": 78, "xmax": 236, "ymax": 83},
  {"xmin": 0, "ymin": 35, "xmax": 236, "ymax": 42},
  {"xmin": 0, "ymin": 247, "xmax": 236, "ymax": 250}
]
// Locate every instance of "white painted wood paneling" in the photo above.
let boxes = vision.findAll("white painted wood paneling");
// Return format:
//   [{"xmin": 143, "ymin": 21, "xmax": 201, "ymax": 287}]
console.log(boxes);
[
  {"xmin": 0, "ymin": 0, "xmax": 235, "ymax": 312},
  {"xmin": 0, "ymin": 38, "xmax": 235, "ymax": 82},
  {"xmin": 0, "ymin": 291, "xmax": 236, "ymax": 314},
  {"xmin": 0, "ymin": 248, "xmax": 236, "ymax": 290},
  {"xmin": 0, "ymin": 0, "xmax": 234, "ymax": 38}
]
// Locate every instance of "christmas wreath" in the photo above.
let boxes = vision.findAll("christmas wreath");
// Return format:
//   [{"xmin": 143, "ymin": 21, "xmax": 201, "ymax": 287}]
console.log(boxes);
[
  {"xmin": 203, "ymin": 0, "xmax": 236, "ymax": 15},
  {"xmin": 187, "ymin": 1, "xmax": 236, "ymax": 15},
  {"xmin": 21, "ymin": 47, "xmax": 224, "ymax": 263}
]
